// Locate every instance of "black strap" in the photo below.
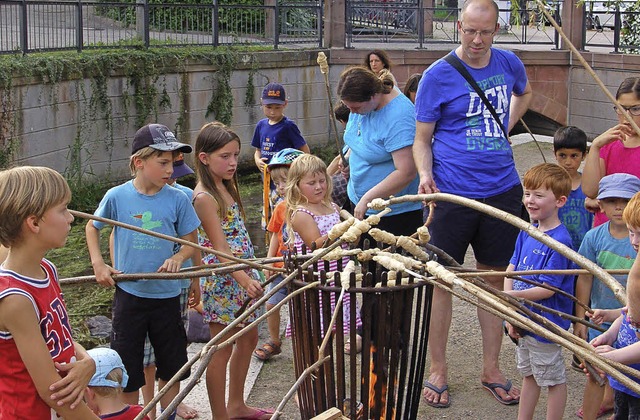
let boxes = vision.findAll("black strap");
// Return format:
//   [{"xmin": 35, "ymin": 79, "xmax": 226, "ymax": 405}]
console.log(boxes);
[{"xmin": 444, "ymin": 53, "xmax": 508, "ymax": 137}]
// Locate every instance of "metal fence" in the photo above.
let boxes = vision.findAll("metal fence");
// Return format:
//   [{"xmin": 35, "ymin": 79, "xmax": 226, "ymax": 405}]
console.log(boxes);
[
  {"xmin": 0, "ymin": 0, "xmax": 637, "ymax": 54},
  {"xmin": 0, "ymin": 0, "xmax": 323, "ymax": 54},
  {"xmin": 346, "ymin": 2, "xmax": 563, "ymax": 48}
]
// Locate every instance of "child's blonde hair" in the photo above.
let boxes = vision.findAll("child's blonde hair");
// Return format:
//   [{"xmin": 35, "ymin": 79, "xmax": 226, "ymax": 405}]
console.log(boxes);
[
  {"xmin": 623, "ymin": 192, "xmax": 640, "ymax": 229},
  {"xmin": 89, "ymin": 368, "xmax": 124, "ymax": 398},
  {"xmin": 129, "ymin": 147, "xmax": 177, "ymax": 177},
  {"xmin": 523, "ymin": 163, "xmax": 571, "ymax": 199},
  {"xmin": 0, "ymin": 166, "xmax": 71, "ymax": 247},
  {"xmin": 285, "ymin": 154, "xmax": 333, "ymax": 245},
  {"xmin": 269, "ymin": 166, "xmax": 288, "ymax": 184},
  {"xmin": 194, "ymin": 122, "xmax": 245, "ymax": 219}
]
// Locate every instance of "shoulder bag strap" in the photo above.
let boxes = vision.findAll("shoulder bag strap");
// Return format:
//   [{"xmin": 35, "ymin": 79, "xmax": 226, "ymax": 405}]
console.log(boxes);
[{"xmin": 443, "ymin": 53, "xmax": 508, "ymax": 138}]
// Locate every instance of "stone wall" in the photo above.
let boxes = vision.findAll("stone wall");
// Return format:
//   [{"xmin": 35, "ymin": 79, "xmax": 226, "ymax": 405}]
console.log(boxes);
[
  {"xmin": 8, "ymin": 50, "xmax": 335, "ymax": 180},
  {"xmin": 5, "ymin": 47, "xmax": 640, "ymax": 181}
]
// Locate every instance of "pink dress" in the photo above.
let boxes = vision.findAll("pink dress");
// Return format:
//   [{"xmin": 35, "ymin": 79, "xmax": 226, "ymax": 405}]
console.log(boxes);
[
  {"xmin": 594, "ymin": 140, "xmax": 640, "ymax": 226},
  {"xmin": 287, "ymin": 204, "xmax": 362, "ymax": 336}
]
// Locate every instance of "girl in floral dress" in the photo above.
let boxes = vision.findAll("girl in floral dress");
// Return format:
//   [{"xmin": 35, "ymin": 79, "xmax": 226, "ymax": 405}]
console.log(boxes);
[{"xmin": 192, "ymin": 122, "xmax": 272, "ymax": 420}]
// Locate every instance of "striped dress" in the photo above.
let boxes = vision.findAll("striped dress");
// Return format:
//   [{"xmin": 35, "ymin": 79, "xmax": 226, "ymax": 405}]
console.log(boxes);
[{"xmin": 287, "ymin": 204, "xmax": 362, "ymax": 336}]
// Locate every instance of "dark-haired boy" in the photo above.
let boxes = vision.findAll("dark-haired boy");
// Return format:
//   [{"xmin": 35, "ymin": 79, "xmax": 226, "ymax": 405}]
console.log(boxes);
[{"xmin": 553, "ymin": 125, "xmax": 593, "ymax": 251}]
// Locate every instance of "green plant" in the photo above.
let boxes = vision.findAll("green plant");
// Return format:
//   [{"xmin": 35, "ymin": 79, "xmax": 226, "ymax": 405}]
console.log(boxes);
[
  {"xmin": 621, "ymin": 1, "xmax": 640, "ymax": 54},
  {"xmin": 0, "ymin": 46, "xmax": 256, "ymax": 171}
]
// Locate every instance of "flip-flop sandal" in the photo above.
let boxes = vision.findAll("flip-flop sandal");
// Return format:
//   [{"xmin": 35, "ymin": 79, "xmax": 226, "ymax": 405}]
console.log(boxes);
[
  {"xmin": 423, "ymin": 380, "xmax": 451, "ymax": 408},
  {"xmin": 481, "ymin": 379, "xmax": 519, "ymax": 405},
  {"xmin": 230, "ymin": 407, "xmax": 275, "ymax": 420},
  {"xmin": 253, "ymin": 340, "xmax": 282, "ymax": 361}
]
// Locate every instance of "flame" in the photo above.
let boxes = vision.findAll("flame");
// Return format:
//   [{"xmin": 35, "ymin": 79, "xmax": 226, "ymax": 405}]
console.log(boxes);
[{"xmin": 368, "ymin": 343, "xmax": 389, "ymax": 420}]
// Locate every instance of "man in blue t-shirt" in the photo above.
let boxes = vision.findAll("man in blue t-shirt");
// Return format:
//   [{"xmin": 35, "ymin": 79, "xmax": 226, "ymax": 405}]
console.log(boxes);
[{"xmin": 413, "ymin": 0, "xmax": 532, "ymax": 408}]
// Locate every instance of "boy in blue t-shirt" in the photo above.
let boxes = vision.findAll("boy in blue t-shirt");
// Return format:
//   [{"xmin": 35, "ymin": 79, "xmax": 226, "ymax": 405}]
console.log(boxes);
[
  {"xmin": 588, "ymin": 191, "xmax": 640, "ymax": 419},
  {"xmin": 574, "ymin": 173, "xmax": 640, "ymax": 420},
  {"xmin": 85, "ymin": 124, "xmax": 201, "ymax": 420},
  {"xmin": 553, "ymin": 126, "xmax": 593, "ymax": 251},
  {"xmin": 252, "ymin": 82, "xmax": 310, "ymax": 172},
  {"xmin": 504, "ymin": 163, "xmax": 575, "ymax": 420}
]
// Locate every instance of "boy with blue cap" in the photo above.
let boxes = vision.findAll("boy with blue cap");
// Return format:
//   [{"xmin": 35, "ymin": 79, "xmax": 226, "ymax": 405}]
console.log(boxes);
[
  {"xmin": 85, "ymin": 347, "xmax": 150, "ymax": 419},
  {"xmin": 574, "ymin": 173, "xmax": 640, "ymax": 419}
]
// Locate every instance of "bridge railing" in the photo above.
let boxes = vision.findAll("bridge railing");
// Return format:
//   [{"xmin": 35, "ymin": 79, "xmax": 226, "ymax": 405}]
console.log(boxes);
[{"xmin": 0, "ymin": 0, "xmax": 322, "ymax": 54}]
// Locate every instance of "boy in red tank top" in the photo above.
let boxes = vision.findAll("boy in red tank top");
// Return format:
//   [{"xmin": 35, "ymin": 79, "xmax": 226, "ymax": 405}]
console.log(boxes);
[{"xmin": 0, "ymin": 166, "xmax": 98, "ymax": 419}]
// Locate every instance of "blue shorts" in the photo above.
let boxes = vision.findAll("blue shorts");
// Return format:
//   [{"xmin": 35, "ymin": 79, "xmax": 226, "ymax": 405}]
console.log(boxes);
[
  {"xmin": 111, "ymin": 287, "xmax": 189, "ymax": 392},
  {"xmin": 267, "ymin": 274, "xmax": 288, "ymax": 306},
  {"xmin": 426, "ymin": 183, "xmax": 524, "ymax": 267}
]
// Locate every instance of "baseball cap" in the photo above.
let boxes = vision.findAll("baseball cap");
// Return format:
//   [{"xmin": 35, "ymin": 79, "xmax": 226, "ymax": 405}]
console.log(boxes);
[
  {"xmin": 171, "ymin": 158, "xmax": 194, "ymax": 179},
  {"xmin": 261, "ymin": 82, "xmax": 286, "ymax": 105},
  {"xmin": 132, "ymin": 124, "xmax": 192, "ymax": 155},
  {"xmin": 597, "ymin": 173, "xmax": 640, "ymax": 200},
  {"xmin": 87, "ymin": 347, "xmax": 129, "ymax": 388}
]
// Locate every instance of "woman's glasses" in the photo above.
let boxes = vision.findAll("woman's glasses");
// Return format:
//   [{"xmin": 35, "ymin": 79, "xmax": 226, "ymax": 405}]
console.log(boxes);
[{"xmin": 614, "ymin": 105, "xmax": 640, "ymax": 116}]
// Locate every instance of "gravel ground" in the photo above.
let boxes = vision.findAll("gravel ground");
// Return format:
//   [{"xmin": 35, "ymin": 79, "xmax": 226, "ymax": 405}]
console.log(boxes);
[{"xmin": 180, "ymin": 136, "xmax": 594, "ymax": 419}]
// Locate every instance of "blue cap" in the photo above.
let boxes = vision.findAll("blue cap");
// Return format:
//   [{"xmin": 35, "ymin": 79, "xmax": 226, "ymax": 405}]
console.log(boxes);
[
  {"xmin": 171, "ymin": 158, "xmax": 194, "ymax": 179},
  {"xmin": 597, "ymin": 173, "xmax": 640, "ymax": 200},
  {"xmin": 87, "ymin": 347, "xmax": 129, "ymax": 388},
  {"xmin": 262, "ymin": 82, "xmax": 286, "ymax": 105}
]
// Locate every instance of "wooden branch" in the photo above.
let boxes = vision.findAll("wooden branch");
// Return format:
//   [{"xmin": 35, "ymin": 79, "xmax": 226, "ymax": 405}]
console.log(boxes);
[
  {"xmin": 373, "ymin": 193, "xmax": 627, "ymax": 305},
  {"xmin": 70, "ymin": 210, "xmax": 285, "ymax": 273},
  {"xmin": 533, "ymin": 0, "xmax": 640, "ymax": 139},
  {"xmin": 415, "ymin": 263, "xmax": 640, "ymax": 391}
]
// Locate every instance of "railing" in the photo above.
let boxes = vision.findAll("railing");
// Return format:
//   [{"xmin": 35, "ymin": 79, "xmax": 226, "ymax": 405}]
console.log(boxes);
[
  {"xmin": 346, "ymin": 3, "xmax": 561, "ymax": 48},
  {"xmin": 583, "ymin": 5, "xmax": 639, "ymax": 53},
  {"xmin": 0, "ymin": 0, "xmax": 323, "ymax": 54},
  {"xmin": 0, "ymin": 0, "xmax": 637, "ymax": 54}
]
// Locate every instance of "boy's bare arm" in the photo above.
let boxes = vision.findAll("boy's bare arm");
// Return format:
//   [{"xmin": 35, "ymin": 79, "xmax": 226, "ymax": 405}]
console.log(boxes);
[
  {"xmin": 50, "ymin": 342, "xmax": 95, "ymax": 408},
  {"xmin": 0, "ymin": 295, "xmax": 99, "ymax": 419},
  {"xmin": 254, "ymin": 148, "xmax": 267, "ymax": 172},
  {"xmin": 85, "ymin": 221, "xmax": 119, "ymax": 286},
  {"xmin": 574, "ymin": 273, "xmax": 594, "ymax": 340},
  {"xmin": 158, "ymin": 230, "xmax": 198, "ymax": 273}
]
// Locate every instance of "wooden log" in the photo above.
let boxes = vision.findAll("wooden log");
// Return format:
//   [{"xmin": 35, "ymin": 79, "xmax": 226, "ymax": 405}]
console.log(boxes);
[{"xmin": 310, "ymin": 407, "xmax": 343, "ymax": 420}]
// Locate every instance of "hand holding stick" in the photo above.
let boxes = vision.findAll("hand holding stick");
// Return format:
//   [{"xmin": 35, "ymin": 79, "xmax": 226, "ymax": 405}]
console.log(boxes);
[{"xmin": 317, "ymin": 52, "xmax": 347, "ymax": 167}]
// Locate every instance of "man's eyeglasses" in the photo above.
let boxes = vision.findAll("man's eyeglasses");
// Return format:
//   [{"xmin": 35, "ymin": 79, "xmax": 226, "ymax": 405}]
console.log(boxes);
[
  {"xmin": 614, "ymin": 105, "xmax": 640, "ymax": 116},
  {"xmin": 459, "ymin": 27, "xmax": 496, "ymax": 38}
]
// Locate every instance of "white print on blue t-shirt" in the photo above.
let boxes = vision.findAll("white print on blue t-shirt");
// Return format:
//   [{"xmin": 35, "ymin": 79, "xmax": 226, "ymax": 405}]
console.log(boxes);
[{"xmin": 464, "ymin": 75, "xmax": 510, "ymax": 151}]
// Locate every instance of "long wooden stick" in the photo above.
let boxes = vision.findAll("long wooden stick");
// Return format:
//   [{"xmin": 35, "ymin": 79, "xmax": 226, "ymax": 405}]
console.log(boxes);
[
  {"xmin": 147, "ymin": 209, "xmax": 391, "ymax": 419},
  {"xmin": 317, "ymin": 51, "xmax": 347, "ymax": 166},
  {"xmin": 70, "ymin": 209, "xmax": 285, "ymax": 273},
  {"xmin": 534, "ymin": 0, "xmax": 640, "ymax": 139},
  {"xmin": 417, "ymin": 262, "xmax": 640, "ymax": 390},
  {"xmin": 373, "ymin": 193, "xmax": 627, "ymax": 305}
]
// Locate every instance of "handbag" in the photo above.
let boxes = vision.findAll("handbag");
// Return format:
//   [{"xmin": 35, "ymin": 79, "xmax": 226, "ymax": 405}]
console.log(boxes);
[
  {"xmin": 443, "ymin": 53, "xmax": 508, "ymax": 138},
  {"xmin": 331, "ymin": 171, "xmax": 349, "ymax": 208}
]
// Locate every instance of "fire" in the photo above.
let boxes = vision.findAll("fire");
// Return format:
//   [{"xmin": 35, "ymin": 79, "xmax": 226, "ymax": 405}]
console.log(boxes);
[{"xmin": 368, "ymin": 343, "xmax": 389, "ymax": 419}]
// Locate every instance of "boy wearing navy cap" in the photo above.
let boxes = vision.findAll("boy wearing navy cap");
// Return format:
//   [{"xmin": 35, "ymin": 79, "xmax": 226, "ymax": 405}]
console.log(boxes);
[
  {"xmin": 252, "ymin": 82, "xmax": 310, "ymax": 228},
  {"xmin": 85, "ymin": 348, "xmax": 150, "ymax": 420},
  {"xmin": 251, "ymin": 82, "xmax": 310, "ymax": 173},
  {"xmin": 86, "ymin": 123, "xmax": 201, "ymax": 420}
]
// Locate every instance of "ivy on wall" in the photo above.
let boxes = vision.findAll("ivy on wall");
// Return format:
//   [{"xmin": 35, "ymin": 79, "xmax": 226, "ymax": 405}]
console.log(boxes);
[{"xmin": 0, "ymin": 46, "xmax": 258, "ymax": 170}]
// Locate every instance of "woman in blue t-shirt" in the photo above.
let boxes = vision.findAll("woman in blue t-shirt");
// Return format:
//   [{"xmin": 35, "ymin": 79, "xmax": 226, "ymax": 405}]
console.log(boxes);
[{"xmin": 336, "ymin": 66, "xmax": 422, "ymax": 236}]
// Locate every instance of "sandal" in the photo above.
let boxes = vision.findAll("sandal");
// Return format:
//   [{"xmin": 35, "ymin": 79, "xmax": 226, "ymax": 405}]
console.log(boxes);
[{"xmin": 253, "ymin": 340, "xmax": 282, "ymax": 361}]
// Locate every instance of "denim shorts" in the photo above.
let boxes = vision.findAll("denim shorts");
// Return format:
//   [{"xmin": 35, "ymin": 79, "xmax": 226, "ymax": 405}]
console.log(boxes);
[{"xmin": 267, "ymin": 274, "xmax": 288, "ymax": 306}]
